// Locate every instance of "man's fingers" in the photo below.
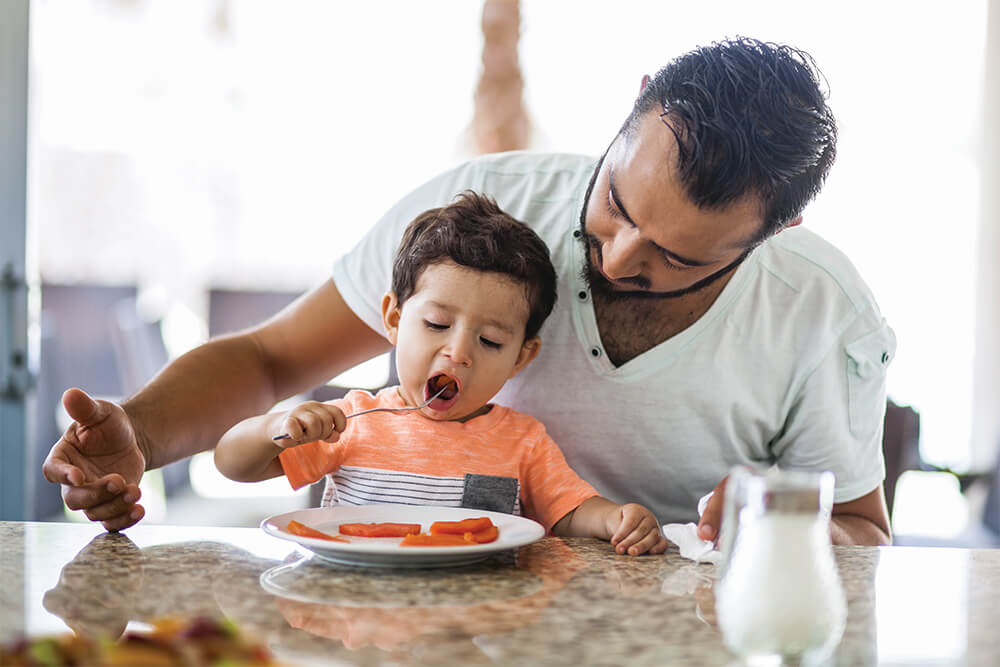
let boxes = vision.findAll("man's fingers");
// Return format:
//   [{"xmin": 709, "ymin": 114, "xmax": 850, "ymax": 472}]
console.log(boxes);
[
  {"xmin": 697, "ymin": 478, "xmax": 729, "ymax": 542},
  {"xmin": 101, "ymin": 504, "xmax": 145, "ymax": 533},
  {"xmin": 61, "ymin": 387, "xmax": 105, "ymax": 428},
  {"xmin": 82, "ymin": 484, "xmax": 142, "ymax": 523},
  {"xmin": 62, "ymin": 483, "xmax": 111, "ymax": 511},
  {"xmin": 61, "ymin": 474, "xmax": 132, "ymax": 511},
  {"xmin": 42, "ymin": 457, "xmax": 83, "ymax": 487}
]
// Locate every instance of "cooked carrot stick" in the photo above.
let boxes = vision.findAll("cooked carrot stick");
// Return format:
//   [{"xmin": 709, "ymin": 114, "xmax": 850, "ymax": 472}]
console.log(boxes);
[
  {"xmin": 338, "ymin": 522, "xmax": 422, "ymax": 538},
  {"xmin": 464, "ymin": 525, "xmax": 499, "ymax": 543},
  {"xmin": 429, "ymin": 517, "xmax": 493, "ymax": 535},
  {"xmin": 400, "ymin": 532, "xmax": 473, "ymax": 547},
  {"xmin": 287, "ymin": 520, "xmax": 350, "ymax": 542}
]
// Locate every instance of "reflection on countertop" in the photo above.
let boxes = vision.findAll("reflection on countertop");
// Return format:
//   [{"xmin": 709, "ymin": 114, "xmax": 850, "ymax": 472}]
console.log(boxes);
[{"xmin": 2, "ymin": 521, "xmax": 999, "ymax": 666}]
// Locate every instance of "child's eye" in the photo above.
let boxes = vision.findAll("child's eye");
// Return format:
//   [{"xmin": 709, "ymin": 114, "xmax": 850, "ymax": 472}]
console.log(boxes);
[
  {"xmin": 480, "ymin": 337, "xmax": 502, "ymax": 349},
  {"xmin": 424, "ymin": 320, "xmax": 448, "ymax": 331}
]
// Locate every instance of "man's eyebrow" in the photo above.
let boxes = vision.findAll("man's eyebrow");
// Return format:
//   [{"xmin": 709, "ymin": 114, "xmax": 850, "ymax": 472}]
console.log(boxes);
[{"xmin": 608, "ymin": 168, "xmax": 712, "ymax": 268}]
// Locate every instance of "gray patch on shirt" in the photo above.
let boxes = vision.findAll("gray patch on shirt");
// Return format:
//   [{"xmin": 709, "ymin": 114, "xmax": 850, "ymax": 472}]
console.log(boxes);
[{"xmin": 461, "ymin": 474, "xmax": 518, "ymax": 514}]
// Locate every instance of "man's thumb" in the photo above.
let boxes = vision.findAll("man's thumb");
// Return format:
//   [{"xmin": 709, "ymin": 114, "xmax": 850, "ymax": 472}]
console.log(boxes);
[{"xmin": 62, "ymin": 387, "xmax": 103, "ymax": 427}]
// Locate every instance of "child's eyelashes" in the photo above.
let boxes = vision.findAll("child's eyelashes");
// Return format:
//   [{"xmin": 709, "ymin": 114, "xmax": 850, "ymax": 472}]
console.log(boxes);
[
  {"xmin": 423, "ymin": 320, "xmax": 503, "ymax": 349},
  {"xmin": 480, "ymin": 337, "xmax": 502, "ymax": 349}
]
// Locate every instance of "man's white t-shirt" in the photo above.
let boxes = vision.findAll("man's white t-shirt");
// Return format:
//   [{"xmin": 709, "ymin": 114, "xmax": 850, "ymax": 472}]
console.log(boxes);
[{"xmin": 333, "ymin": 151, "xmax": 895, "ymax": 523}]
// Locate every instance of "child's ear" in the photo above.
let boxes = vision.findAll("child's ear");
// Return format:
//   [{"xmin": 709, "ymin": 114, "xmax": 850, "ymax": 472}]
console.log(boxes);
[
  {"xmin": 509, "ymin": 337, "xmax": 541, "ymax": 379},
  {"xmin": 381, "ymin": 292, "xmax": 401, "ymax": 346}
]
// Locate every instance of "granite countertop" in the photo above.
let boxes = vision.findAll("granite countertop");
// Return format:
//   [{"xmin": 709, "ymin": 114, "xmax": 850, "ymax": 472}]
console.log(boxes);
[{"xmin": 3, "ymin": 521, "xmax": 999, "ymax": 665}]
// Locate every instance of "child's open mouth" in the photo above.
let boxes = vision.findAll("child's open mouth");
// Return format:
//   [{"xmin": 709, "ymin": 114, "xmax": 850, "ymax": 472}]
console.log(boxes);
[{"xmin": 425, "ymin": 374, "xmax": 459, "ymax": 410}]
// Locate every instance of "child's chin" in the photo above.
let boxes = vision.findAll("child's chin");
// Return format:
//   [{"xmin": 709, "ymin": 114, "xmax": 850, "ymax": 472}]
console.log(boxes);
[{"xmin": 426, "ymin": 395, "xmax": 459, "ymax": 413}]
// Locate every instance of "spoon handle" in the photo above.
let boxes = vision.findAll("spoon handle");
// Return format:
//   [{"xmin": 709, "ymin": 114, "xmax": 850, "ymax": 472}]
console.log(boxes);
[{"xmin": 271, "ymin": 385, "xmax": 449, "ymax": 442}]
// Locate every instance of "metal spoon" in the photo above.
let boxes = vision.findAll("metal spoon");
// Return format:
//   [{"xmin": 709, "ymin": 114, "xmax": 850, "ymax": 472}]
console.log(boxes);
[{"xmin": 271, "ymin": 383, "xmax": 451, "ymax": 442}]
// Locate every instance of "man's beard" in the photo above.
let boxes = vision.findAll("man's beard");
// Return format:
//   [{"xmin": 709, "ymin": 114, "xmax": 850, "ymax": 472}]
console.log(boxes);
[{"xmin": 576, "ymin": 153, "xmax": 752, "ymax": 301}]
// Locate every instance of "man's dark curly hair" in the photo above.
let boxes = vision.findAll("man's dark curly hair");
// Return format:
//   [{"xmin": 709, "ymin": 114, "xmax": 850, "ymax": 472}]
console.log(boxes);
[
  {"xmin": 391, "ymin": 191, "xmax": 557, "ymax": 340},
  {"xmin": 624, "ymin": 36, "xmax": 837, "ymax": 244}
]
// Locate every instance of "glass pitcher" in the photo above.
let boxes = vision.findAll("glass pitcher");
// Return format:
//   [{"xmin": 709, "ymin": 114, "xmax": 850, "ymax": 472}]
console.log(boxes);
[{"xmin": 714, "ymin": 467, "xmax": 847, "ymax": 665}]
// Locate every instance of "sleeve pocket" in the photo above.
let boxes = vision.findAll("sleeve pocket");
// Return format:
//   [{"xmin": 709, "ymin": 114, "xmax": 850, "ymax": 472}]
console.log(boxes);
[{"xmin": 845, "ymin": 322, "xmax": 897, "ymax": 440}]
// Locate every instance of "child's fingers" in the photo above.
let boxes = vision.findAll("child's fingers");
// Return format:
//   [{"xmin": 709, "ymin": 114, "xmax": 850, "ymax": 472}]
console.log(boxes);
[
  {"xmin": 276, "ymin": 402, "xmax": 347, "ymax": 445},
  {"xmin": 622, "ymin": 531, "xmax": 668, "ymax": 556},
  {"xmin": 278, "ymin": 415, "xmax": 304, "ymax": 443},
  {"xmin": 614, "ymin": 518, "xmax": 665, "ymax": 555},
  {"xmin": 612, "ymin": 505, "xmax": 664, "ymax": 555},
  {"xmin": 323, "ymin": 404, "xmax": 347, "ymax": 434},
  {"xmin": 280, "ymin": 411, "xmax": 327, "ymax": 444},
  {"xmin": 609, "ymin": 504, "xmax": 647, "ymax": 546},
  {"xmin": 614, "ymin": 525, "xmax": 648, "ymax": 554},
  {"xmin": 302, "ymin": 407, "xmax": 339, "ymax": 442}
]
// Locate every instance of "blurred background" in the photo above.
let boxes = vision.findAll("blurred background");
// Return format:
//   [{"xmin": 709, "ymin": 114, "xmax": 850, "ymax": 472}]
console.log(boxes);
[{"xmin": 2, "ymin": 0, "xmax": 998, "ymax": 545}]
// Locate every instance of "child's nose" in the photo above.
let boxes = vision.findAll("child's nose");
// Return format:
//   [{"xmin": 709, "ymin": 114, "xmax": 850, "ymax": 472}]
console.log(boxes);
[{"xmin": 443, "ymin": 334, "xmax": 474, "ymax": 366}]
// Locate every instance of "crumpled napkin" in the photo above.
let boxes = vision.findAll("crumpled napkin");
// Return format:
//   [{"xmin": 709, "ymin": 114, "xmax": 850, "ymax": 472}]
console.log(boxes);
[{"xmin": 661, "ymin": 492, "xmax": 721, "ymax": 565}]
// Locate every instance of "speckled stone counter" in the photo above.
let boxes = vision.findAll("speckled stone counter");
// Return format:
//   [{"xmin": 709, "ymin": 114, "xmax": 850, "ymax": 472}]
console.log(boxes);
[{"xmin": 2, "ymin": 521, "xmax": 999, "ymax": 665}]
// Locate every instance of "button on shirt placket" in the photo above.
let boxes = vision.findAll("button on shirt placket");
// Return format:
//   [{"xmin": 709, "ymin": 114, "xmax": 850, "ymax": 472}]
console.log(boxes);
[{"xmin": 572, "ymin": 228, "xmax": 604, "ymax": 362}]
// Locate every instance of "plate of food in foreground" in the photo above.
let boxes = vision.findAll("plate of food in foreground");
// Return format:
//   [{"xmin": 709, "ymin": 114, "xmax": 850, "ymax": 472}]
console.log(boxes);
[
  {"xmin": 261, "ymin": 505, "xmax": 546, "ymax": 568},
  {"xmin": 1, "ymin": 616, "xmax": 278, "ymax": 666}
]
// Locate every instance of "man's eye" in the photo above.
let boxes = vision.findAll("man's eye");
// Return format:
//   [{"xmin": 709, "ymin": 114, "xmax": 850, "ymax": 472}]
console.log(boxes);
[
  {"xmin": 424, "ymin": 321, "xmax": 448, "ymax": 330},
  {"xmin": 657, "ymin": 250, "xmax": 691, "ymax": 272},
  {"xmin": 480, "ymin": 337, "xmax": 502, "ymax": 349},
  {"xmin": 605, "ymin": 197, "xmax": 621, "ymax": 219},
  {"xmin": 660, "ymin": 254, "xmax": 684, "ymax": 271}
]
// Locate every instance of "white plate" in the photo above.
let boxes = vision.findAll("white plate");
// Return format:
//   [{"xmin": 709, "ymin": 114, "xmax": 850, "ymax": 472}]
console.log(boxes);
[{"xmin": 260, "ymin": 505, "xmax": 545, "ymax": 568}]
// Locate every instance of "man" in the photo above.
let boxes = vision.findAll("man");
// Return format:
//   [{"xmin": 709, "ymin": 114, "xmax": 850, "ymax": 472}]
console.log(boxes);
[{"xmin": 43, "ymin": 37, "xmax": 894, "ymax": 544}]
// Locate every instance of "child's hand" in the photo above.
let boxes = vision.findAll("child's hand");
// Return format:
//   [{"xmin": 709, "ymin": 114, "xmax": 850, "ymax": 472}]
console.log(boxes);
[
  {"xmin": 273, "ymin": 401, "xmax": 347, "ymax": 447},
  {"xmin": 608, "ymin": 503, "xmax": 668, "ymax": 556}
]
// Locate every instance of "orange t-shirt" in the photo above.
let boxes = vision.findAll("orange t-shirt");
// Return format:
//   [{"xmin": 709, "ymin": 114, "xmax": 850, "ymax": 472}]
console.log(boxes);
[{"xmin": 278, "ymin": 388, "xmax": 597, "ymax": 531}]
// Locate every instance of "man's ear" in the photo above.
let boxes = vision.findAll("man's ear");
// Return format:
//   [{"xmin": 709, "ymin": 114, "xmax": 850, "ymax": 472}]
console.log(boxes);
[
  {"xmin": 381, "ymin": 292, "xmax": 401, "ymax": 346},
  {"xmin": 636, "ymin": 74, "xmax": 650, "ymax": 103},
  {"xmin": 509, "ymin": 337, "xmax": 541, "ymax": 379}
]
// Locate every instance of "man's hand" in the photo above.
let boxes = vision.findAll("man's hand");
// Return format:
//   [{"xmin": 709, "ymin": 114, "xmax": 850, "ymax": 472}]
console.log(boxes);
[
  {"xmin": 42, "ymin": 388, "xmax": 147, "ymax": 532},
  {"xmin": 696, "ymin": 476, "xmax": 729, "ymax": 543},
  {"xmin": 696, "ymin": 473, "xmax": 892, "ymax": 546}
]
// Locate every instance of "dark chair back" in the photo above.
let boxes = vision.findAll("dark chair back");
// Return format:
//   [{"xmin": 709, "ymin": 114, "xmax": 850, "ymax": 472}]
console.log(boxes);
[
  {"xmin": 882, "ymin": 400, "xmax": 922, "ymax": 519},
  {"xmin": 983, "ymin": 453, "xmax": 1000, "ymax": 537},
  {"xmin": 207, "ymin": 288, "xmax": 300, "ymax": 338}
]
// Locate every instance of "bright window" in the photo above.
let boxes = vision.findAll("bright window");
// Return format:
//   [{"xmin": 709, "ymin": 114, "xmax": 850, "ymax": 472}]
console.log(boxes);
[{"xmin": 29, "ymin": 1, "xmax": 990, "ymax": 528}]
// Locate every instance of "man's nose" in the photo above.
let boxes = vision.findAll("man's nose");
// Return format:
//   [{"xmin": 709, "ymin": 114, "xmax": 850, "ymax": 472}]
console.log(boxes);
[{"xmin": 601, "ymin": 228, "xmax": 644, "ymax": 280}]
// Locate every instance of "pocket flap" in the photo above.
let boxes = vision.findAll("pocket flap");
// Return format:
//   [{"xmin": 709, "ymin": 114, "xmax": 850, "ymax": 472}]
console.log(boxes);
[{"xmin": 846, "ymin": 323, "xmax": 896, "ymax": 380}]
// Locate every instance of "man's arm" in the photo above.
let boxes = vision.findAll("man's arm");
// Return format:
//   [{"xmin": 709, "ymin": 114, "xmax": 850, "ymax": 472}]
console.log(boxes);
[
  {"xmin": 126, "ymin": 280, "xmax": 389, "ymax": 469},
  {"xmin": 697, "ymin": 479, "xmax": 892, "ymax": 546},
  {"xmin": 43, "ymin": 279, "xmax": 391, "ymax": 529},
  {"xmin": 829, "ymin": 486, "xmax": 892, "ymax": 545}
]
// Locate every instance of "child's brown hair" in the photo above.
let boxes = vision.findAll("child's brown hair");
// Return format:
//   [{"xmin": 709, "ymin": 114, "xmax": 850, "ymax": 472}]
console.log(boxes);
[{"xmin": 391, "ymin": 191, "xmax": 557, "ymax": 339}]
